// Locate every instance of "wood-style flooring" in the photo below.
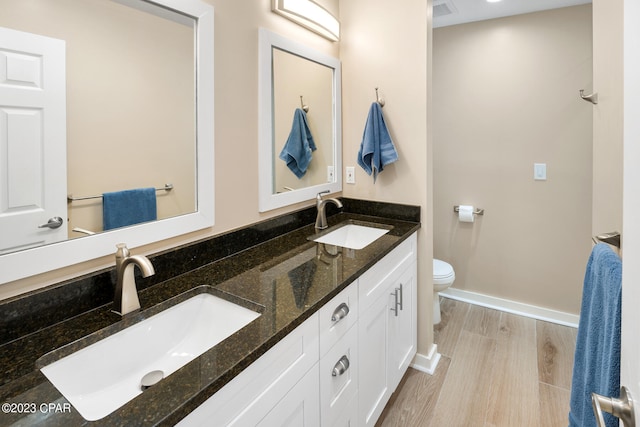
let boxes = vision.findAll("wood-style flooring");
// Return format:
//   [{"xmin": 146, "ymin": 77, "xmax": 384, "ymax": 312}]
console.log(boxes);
[{"xmin": 376, "ymin": 298, "xmax": 577, "ymax": 427}]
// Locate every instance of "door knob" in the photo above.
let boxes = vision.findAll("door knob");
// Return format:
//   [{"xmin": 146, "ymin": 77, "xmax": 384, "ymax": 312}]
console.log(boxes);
[
  {"xmin": 38, "ymin": 217, "xmax": 64, "ymax": 229},
  {"xmin": 592, "ymin": 386, "xmax": 635, "ymax": 427}
]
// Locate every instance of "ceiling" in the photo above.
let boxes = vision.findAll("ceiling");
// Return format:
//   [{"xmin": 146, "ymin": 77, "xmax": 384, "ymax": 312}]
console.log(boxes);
[{"xmin": 433, "ymin": 0, "xmax": 591, "ymax": 28}]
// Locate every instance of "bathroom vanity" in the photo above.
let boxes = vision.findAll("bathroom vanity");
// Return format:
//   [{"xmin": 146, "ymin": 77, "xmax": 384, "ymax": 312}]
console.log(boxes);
[{"xmin": 0, "ymin": 199, "xmax": 419, "ymax": 426}]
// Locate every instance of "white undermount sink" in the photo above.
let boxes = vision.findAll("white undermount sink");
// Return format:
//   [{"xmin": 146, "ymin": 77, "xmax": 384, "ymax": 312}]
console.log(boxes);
[
  {"xmin": 313, "ymin": 223, "xmax": 390, "ymax": 250},
  {"xmin": 40, "ymin": 293, "xmax": 261, "ymax": 421}
]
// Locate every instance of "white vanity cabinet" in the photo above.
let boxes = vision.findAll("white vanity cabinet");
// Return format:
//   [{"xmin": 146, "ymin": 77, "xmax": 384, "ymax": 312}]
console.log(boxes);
[
  {"xmin": 357, "ymin": 234, "xmax": 417, "ymax": 427},
  {"xmin": 178, "ymin": 232, "xmax": 417, "ymax": 427}
]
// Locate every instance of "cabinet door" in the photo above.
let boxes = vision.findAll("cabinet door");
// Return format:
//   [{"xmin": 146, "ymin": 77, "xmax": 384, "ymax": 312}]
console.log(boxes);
[
  {"xmin": 257, "ymin": 363, "xmax": 320, "ymax": 427},
  {"xmin": 358, "ymin": 290, "xmax": 391, "ymax": 427},
  {"xmin": 388, "ymin": 261, "xmax": 417, "ymax": 391}
]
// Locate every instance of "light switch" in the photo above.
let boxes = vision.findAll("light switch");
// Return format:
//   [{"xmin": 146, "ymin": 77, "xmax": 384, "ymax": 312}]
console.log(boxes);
[{"xmin": 534, "ymin": 163, "xmax": 547, "ymax": 181}]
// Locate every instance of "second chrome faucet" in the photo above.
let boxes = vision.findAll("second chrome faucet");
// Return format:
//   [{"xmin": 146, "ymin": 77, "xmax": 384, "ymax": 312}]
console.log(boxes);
[{"xmin": 315, "ymin": 190, "xmax": 343, "ymax": 230}]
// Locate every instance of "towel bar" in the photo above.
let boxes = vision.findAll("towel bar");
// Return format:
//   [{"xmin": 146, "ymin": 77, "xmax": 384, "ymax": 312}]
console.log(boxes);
[
  {"xmin": 67, "ymin": 184, "xmax": 173, "ymax": 202},
  {"xmin": 453, "ymin": 206, "xmax": 484, "ymax": 216}
]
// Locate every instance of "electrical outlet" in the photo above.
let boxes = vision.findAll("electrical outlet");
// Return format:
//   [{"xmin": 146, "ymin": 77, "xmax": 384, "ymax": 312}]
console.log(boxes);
[
  {"xmin": 346, "ymin": 166, "xmax": 355, "ymax": 184},
  {"xmin": 327, "ymin": 166, "xmax": 334, "ymax": 183}
]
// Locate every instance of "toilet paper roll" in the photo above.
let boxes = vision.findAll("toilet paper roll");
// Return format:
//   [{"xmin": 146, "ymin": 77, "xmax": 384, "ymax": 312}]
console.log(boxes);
[{"xmin": 458, "ymin": 205, "xmax": 475, "ymax": 223}]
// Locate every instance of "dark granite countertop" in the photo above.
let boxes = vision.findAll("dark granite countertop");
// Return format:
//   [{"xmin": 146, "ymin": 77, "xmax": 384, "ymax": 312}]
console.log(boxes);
[{"xmin": 0, "ymin": 200, "xmax": 419, "ymax": 426}]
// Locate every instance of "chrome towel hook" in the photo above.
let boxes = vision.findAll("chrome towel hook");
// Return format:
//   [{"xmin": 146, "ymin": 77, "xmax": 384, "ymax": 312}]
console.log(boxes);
[
  {"xmin": 580, "ymin": 89, "xmax": 598, "ymax": 105},
  {"xmin": 300, "ymin": 95, "xmax": 309, "ymax": 113},
  {"xmin": 375, "ymin": 87, "xmax": 385, "ymax": 107}
]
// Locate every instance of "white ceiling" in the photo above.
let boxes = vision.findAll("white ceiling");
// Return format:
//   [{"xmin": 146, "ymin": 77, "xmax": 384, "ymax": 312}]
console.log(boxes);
[{"xmin": 433, "ymin": 0, "xmax": 591, "ymax": 28}]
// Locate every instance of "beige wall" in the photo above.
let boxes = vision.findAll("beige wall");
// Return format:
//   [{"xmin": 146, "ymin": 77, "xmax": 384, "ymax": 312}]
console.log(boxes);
[
  {"xmin": 433, "ymin": 5, "xmax": 593, "ymax": 315},
  {"xmin": 341, "ymin": 0, "xmax": 433, "ymax": 354},
  {"xmin": 592, "ymin": 0, "xmax": 623, "ymax": 236}
]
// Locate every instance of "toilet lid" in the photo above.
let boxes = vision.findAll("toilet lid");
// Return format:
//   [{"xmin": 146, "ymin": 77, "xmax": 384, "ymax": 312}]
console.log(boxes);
[{"xmin": 433, "ymin": 259, "xmax": 455, "ymax": 279}]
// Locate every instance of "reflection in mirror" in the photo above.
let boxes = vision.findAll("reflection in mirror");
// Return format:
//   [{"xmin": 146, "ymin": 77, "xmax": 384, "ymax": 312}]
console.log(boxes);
[
  {"xmin": 0, "ymin": 0, "xmax": 214, "ymax": 284},
  {"xmin": 258, "ymin": 28, "xmax": 342, "ymax": 212}
]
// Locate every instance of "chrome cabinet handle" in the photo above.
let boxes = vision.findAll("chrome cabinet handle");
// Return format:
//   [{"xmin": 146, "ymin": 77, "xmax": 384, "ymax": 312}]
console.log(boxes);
[
  {"xmin": 331, "ymin": 302, "xmax": 350, "ymax": 322},
  {"xmin": 390, "ymin": 284, "xmax": 403, "ymax": 317},
  {"xmin": 332, "ymin": 355, "xmax": 350, "ymax": 377},
  {"xmin": 38, "ymin": 217, "xmax": 64, "ymax": 229},
  {"xmin": 592, "ymin": 386, "xmax": 635, "ymax": 427}
]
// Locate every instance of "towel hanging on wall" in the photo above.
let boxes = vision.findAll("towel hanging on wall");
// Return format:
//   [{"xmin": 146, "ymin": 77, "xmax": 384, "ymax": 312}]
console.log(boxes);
[
  {"xmin": 357, "ymin": 102, "xmax": 398, "ymax": 182},
  {"xmin": 103, "ymin": 187, "xmax": 157, "ymax": 230},
  {"xmin": 279, "ymin": 108, "xmax": 317, "ymax": 178},
  {"xmin": 568, "ymin": 243, "xmax": 622, "ymax": 427}
]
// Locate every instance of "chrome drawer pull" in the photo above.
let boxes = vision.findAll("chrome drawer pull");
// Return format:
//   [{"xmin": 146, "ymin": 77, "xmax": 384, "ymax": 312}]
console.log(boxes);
[
  {"xmin": 331, "ymin": 302, "xmax": 350, "ymax": 322},
  {"xmin": 398, "ymin": 283, "xmax": 404, "ymax": 311},
  {"xmin": 390, "ymin": 288, "xmax": 399, "ymax": 317},
  {"xmin": 332, "ymin": 355, "xmax": 350, "ymax": 376}
]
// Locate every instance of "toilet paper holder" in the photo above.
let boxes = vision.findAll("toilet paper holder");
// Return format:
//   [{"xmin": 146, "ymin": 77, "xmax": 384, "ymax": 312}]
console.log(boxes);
[{"xmin": 453, "ymin": 206, "xmax": 484, "ymax": 216}]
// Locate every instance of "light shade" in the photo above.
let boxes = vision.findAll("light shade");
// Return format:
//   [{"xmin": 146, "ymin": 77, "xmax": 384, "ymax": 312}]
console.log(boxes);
[{"xmin": 272, "ymin": 0, "xmax": 340, "ymax": 42}]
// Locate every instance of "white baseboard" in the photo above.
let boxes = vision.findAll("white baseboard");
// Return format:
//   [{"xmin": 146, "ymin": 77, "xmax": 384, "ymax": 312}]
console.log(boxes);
[
  {"xmin": 440, "ymin": 288, "xmax": 579, "ymax": 328},
  {"xmin": 411, "ymin": 343, "xmax": 441, "ymax": 375}
]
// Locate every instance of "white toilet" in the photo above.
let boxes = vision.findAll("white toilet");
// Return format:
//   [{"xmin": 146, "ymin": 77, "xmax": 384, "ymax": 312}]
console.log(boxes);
[{"xmin": 433, "ymin": 259, "xmax": 455, "ymax": 324}]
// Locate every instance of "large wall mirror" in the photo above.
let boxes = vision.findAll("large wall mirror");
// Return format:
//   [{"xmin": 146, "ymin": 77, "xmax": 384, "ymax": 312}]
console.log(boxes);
[
  {"xmin": 0, "ymin": 0, "xmax": 214, "ymax": 284},
  {"xmin": 258, "ymin": 28, "xmax": 342, "ymax": 212}
]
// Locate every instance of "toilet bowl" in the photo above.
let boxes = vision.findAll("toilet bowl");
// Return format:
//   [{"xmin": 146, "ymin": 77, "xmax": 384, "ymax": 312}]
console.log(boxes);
[{"xmin": 433, "ymin": 259, "xmax": 455, "ymax": 324}]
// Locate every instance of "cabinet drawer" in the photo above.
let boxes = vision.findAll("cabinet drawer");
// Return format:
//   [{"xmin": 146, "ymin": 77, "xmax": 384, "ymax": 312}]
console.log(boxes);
[
  {"xmin": 359, "ymin": 234, "xmax": 416, "ymax": 313},
  {"xmin": 320, "ymin": 325, "xmax": 358, "ymax": 427},
  {"xmin": 319, "ymin": 282, "xmax": 358, "ymax": 357}
]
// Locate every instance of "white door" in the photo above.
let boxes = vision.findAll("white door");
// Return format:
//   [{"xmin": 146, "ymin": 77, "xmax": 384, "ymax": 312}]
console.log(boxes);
[
  {"xmin": 0, "ymin": 27, "xmax": 67, "ymax": 254},
  {"xmin": 620, "ymin": 0, "xmax": 640, "ymax": 423}
]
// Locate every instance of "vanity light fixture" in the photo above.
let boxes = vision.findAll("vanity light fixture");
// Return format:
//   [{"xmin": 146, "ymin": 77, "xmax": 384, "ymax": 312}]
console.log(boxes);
[{"xmin": 272, "ymin": 0, "xmax": 340, "ymax": 42}]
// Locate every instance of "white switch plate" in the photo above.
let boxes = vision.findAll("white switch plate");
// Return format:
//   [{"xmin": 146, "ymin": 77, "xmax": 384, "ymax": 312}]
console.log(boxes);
[
  {"xmin": 534, "ymin": 163, "xmax": 547, "ymax": 181},
  {"xmin": 327, "ymin": 166, "xmax": 334, "ymax": 183},
  {"xmin": 346, "ymin": 166, "xmax": 355, "ymax": 184}
]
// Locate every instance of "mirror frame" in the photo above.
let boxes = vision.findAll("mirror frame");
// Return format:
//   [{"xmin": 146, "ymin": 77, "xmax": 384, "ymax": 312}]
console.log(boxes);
[
  {"xmin": 0, "ymin": 0, "xmax": 214, "ymax": 285},
  {"xmin": 258, "ymin": 28, "xmax": 342, "ymax": 212}
]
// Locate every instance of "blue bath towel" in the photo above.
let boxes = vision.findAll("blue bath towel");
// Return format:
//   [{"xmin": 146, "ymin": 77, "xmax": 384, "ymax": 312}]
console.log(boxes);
[
  {"xmin": 357, "ymin": 102, "xmax": 398, "ymax": 183},
  {"xmin": 279, "ymin": 108, "xmax": 316, "ymax": 178},
  {"xmin": 568, "ymin": 243, "xmax": 621, "ymax": 427},
  {"xmin": 103, "ymin": 187, "xmax": 157, "ymax": 231}
]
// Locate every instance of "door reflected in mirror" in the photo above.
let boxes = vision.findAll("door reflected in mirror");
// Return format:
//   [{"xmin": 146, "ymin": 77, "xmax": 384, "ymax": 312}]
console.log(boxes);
[{"xmin": 258, "ymin": 29, "xmax": 342, "ymax": 212}]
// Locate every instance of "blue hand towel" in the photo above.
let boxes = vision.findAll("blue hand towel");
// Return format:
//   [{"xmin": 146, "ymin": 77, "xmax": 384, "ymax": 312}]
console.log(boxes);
[
  {"xmin": 568, "ymin": 243, "xmax": 621, "ymax": 427},
  {"xmin": 357, "ymin": 102, "xmax": 398, "ymax": 183},
  {"xmin": 103, "ymin": 187, "xmax": 157, "ymax": 231},
  {"xmin": 279, "ymin": 108, "xmax": 316, "ymax": 178}
]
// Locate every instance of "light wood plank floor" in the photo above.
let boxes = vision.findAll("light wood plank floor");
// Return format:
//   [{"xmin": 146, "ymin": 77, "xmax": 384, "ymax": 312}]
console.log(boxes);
[{"xmin": 377, "ymin": 298, "xmax": 577, "ymax": 427}]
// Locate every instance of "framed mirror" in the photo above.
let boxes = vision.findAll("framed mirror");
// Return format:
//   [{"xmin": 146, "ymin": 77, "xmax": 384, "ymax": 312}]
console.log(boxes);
[
  {"xmin": 258, "ymin": 28, "xmax": 342, "ymax": 212},
  {"xmin": 0, "ymin": 0, "xmax": 214, "ymax": 284}
]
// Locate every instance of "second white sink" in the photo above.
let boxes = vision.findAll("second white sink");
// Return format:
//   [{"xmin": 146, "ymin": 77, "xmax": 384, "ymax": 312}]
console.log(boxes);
[
  {"xmin": 40, "ymin": 292, "xmax": 261, "ymax": 421},
  {"xmin": 313, "ymin": 223, "xmax": 390, "ymax": 249}
]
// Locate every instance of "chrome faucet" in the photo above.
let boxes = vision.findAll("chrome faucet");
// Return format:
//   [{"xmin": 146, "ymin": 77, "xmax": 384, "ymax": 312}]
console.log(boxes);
[
  {"xmin": 113, "ymin": 243, "xmax": 155, "ymax": 316},
  {"xmin": 315, "ymin": 190, "xmax": 343, "ymax": 230}
]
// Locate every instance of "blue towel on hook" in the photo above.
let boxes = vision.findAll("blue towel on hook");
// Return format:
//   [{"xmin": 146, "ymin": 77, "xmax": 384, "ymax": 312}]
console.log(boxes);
[
  {"xmin": 103, "ymin": 187, "xmax": 157, "ymax": 231},
  {"xmin": 568, "ymin": 243, "xmax": 621, "ymax": 427},
  {"xmin": 279, "ymin": 108, "xmax": 316, "ymax": 178},
  {"xmin": 357, "ymin": 102, "xmax": 398, "ymax": 183}
]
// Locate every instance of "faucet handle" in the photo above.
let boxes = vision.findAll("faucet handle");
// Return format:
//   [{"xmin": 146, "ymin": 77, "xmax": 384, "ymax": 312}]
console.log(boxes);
[
  {"xmin": 317, "ymin": 190, "xmax": 330, "ymax": 201},
  {"xmin": 115, "ymin": 243, "xmax": 130, "ymax": 264}
]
